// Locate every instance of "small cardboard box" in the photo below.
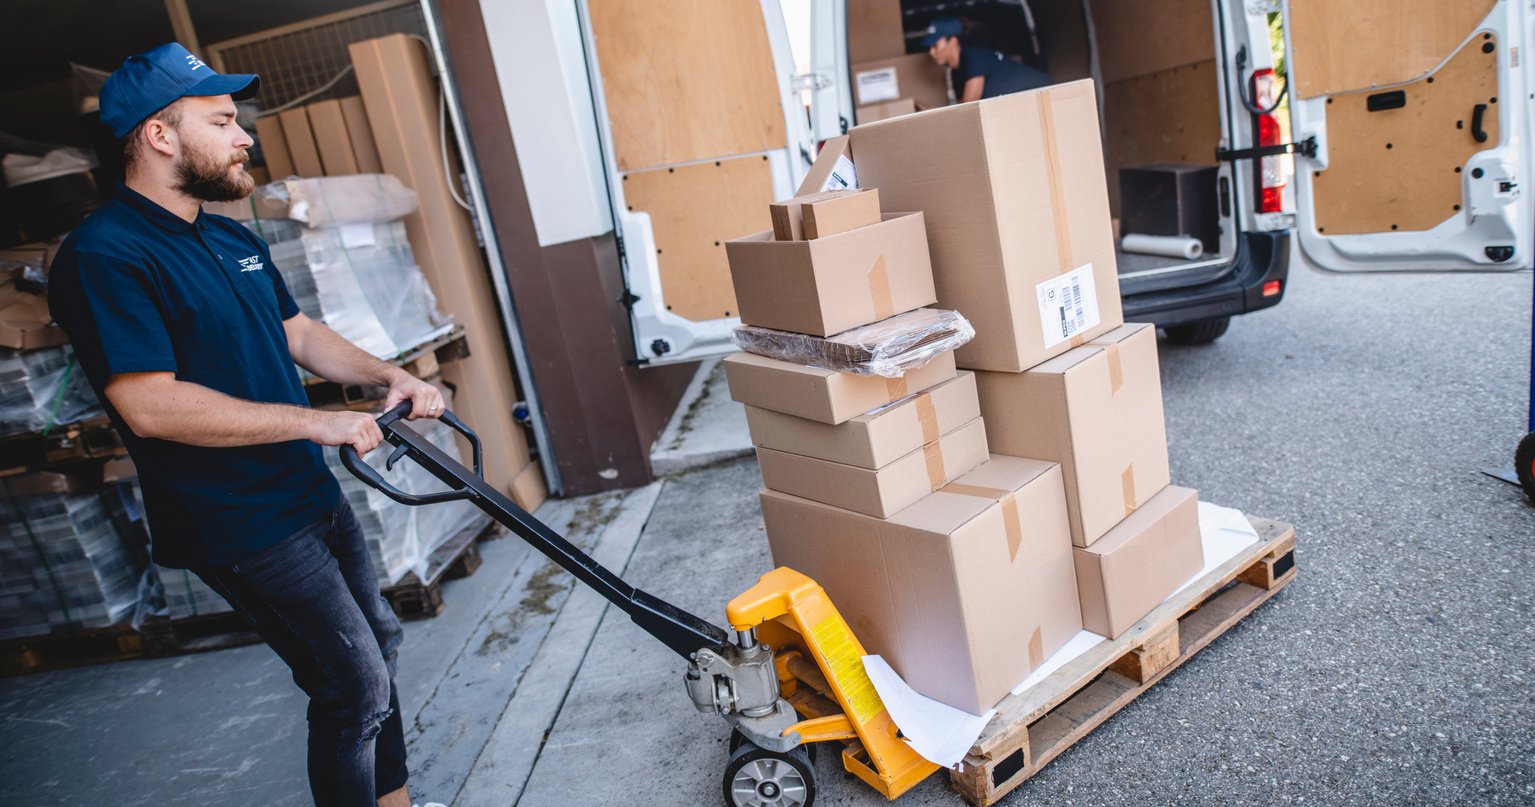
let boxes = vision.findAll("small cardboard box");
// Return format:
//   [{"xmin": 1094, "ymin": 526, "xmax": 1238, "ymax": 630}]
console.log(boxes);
[
  {"xmin": 744, "ymin": 371, "xmax": 980, "ymax": 468},
  {"xmin": 762, "ymin": 455, "xmax": 1081, "ymax": 714},
  {"xmin": 725, "ymin": 212, "xmax": 936, "ymax": 337},
  {"xmin": 1074, "ymin": 485, "xmax": 1202, "ymax": 638},
  {"xmin": 851, "ymin": 54, "xmax": 950, "ymax": 111},
  {"xmin": 976, "ymin": 323, "xmax": 1169, "ymax": 547},
  {"xmin": 769, "ymin": 189, "xmax": 880, "ymax": 241},
  {"xmin": 856, "ymin": 97, "xmax": 917, "ymax": 125},
  {"xmin": 725, "ymin": 350, "xmax": 956, "ymax": 424},
  {"xmin": 756, "ymin": 416, "xmax": 989, "ymax": 517},
  {"xmin": 849, "ymin": 79, "xmax": 1124, "ymax": 371},
  {"xmin": 0, "ymin": 283, "xmax": 67, "ymax": 350}
]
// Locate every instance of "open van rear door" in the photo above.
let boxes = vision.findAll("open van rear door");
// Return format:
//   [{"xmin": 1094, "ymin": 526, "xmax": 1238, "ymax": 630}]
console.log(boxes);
[
  {"xmin": 1284, "ymin": 0, "xmax": 1532, "ymax": 271},
  {"xmin": 806, "ymin": 0, "xmax": 854, "ymax": 144}
]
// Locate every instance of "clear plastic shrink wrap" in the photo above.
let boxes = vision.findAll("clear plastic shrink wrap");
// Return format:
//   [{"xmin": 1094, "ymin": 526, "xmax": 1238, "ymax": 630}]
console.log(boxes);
[{"xmin": 731, "ymin": 307, "xmax": 975, "ymax": 377}]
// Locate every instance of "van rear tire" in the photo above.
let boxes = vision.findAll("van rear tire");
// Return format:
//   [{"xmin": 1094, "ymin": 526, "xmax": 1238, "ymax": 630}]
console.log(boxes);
[{"xmin": 1164, "ymin": 317, "xmax": 1230, "ymax": 345}]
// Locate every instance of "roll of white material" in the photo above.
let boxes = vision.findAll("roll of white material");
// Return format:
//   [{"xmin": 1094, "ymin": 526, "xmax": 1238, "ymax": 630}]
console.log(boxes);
[{"xmin": 1121, "ymin": 233, "xmax": 1204, "ymax": 260}]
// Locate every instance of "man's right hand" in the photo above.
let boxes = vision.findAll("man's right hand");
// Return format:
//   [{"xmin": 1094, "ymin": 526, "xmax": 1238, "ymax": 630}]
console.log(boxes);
[{"xmin": 310, "ymin": 410, "xmax": 385, "ymax": 457}]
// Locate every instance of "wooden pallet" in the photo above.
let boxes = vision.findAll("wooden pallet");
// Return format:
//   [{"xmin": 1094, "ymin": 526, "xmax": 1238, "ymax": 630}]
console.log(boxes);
[
  {"xmin": 381, "ymin": 516, "xmax": 497, "ymax": 620},
  {"xmin": 950, "ymin": 517, "xmax": 1297, "ymax": 806},
  {"xmin": 303, "ymin": 326, "xmax": 470, "ymax": 409},
  {"xmin": 0, "ymin": 416, "xmax": 127, "ymax": 473}
]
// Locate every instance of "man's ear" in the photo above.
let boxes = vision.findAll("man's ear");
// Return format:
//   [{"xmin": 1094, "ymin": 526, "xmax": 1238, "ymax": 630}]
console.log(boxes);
[{"xmin": 141, "ymin": 118, "xmax": 179, "ymax": 159}]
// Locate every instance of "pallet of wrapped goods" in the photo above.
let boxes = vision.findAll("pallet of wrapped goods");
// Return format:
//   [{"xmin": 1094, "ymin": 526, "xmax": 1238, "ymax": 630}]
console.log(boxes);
[
  {"xmin": 0, "ymin": 346, "xmax": 103, "ymax": 438},
  {"xmin": 0, "ymin": 488, "xmax": 141, "ymax": 640}
]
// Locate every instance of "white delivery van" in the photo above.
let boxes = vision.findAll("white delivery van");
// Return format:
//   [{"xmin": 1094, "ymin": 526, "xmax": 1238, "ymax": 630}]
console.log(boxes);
[{"xmin": 576, "ymin": 0, "xmax": 1530, "ymax": 364}]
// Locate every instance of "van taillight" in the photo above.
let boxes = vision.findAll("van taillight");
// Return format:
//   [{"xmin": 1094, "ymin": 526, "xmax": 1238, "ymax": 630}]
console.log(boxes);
[{"xmin": 1253, "ymin": 68, "xmax": 1286, "ymax": 213}]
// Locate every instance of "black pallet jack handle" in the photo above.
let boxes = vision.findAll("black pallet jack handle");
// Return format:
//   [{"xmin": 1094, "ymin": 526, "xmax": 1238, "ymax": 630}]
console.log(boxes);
[{"xmin": 341, "ymin": 402, "xmax": 731, "ymax": 659}]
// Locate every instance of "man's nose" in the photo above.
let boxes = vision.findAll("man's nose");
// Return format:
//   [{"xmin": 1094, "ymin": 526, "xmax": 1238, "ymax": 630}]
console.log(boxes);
[{"xmin": 233, "ymin": 125, "xmax": 254, "ymax": 149}]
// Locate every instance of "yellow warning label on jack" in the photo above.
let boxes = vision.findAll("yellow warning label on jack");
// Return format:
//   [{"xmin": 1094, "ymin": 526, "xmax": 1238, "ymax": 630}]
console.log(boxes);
[{"xmin": 809, "ymin": 614, "xmax": 885, "ymax": 725}]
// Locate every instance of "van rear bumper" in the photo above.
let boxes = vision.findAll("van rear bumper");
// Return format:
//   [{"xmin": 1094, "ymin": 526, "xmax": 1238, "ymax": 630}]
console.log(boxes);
[{"xmin": 1121, "ymin": 230, "xmax": 1290, "ymax": 327}]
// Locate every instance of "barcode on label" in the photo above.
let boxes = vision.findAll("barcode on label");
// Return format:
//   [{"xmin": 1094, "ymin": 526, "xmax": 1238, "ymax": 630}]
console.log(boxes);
[{"xmin": 1071, "ymin": 277, "xmax": 1085, "ymax": 331}]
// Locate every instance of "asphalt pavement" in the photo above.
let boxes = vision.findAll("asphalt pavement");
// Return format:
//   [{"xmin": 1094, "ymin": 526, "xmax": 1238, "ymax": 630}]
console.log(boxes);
[{"xmin": 2, "ymin": 258, "xmax": 1531, "ymax": 806}]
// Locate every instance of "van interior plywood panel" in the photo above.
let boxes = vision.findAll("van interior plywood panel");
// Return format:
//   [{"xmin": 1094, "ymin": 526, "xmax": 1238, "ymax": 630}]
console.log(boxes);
[
  {"xmin": 621, "ymin": 156, "xmax": 774, "ymax": 322},
  {"xmin": 1289, "ymin": 0, "xmax": 1496, "ymax": 98},
  {"xmin": 1101, "ymin": 61, "xmax": 1221, "ymax": 215},
  {"xmin": 1089, "ymin": 0, "xmax": 1214, "ymax": 84},
  {"xmin": 590, "ymin": 0, "xmax": 786, "ymax": 172},
  {"xmin": 1312, "ymin": 36, "xmax": 1499, "ymax": 235}
]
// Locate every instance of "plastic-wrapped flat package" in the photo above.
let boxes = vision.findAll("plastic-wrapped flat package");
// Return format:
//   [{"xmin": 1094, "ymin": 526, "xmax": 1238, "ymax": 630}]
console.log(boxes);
[
  {"xmin": 282, "ymin": 174, "xmax": 419, "ymax": 227},
  {"xmin": 0, "ymin": 346, "xmax": 103, "ymax": 437},
  {"xmin": 0, "ymin": 488, "xmax": 142, "ymax": 639},
  {"xmin": 262, "ymin": 221, "xmax": 452, "ymax": 359},
  {"xmin": 323, "ymin": 416, "xmax": 487, "ymax": 585},
  {"xmin": 731, "ymin": 308, "xmax": 975, "ymax": 377}
]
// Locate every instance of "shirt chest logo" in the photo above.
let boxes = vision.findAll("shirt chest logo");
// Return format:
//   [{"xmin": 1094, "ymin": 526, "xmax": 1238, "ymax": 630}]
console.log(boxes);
[{"xmin": 237, "ymin": 255, "xmax": 264, "ymax": 273}]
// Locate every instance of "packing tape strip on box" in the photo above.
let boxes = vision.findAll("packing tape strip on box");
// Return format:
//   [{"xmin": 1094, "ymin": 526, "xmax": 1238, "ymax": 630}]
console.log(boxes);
[{"xmin": 941, "ymin": 483, "xmax": 1024, "ymax": 561}]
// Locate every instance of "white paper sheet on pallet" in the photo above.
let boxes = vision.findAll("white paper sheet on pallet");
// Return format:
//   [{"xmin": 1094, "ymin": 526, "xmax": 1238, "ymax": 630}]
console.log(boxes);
[
  {"xmin": 861, "ymin": 655, "xmax": 994, "ymax": 768},
  {"xmin": 865, "ymin": 501, "xmax": 1263, "ymax": 767}
]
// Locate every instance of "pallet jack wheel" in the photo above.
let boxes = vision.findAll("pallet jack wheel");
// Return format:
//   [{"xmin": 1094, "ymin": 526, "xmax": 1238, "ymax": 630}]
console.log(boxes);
[
  {"xmin": 1516, "ymin": 432, "xmax": 1535, "ymax": 504},
  {"xmin": 723, "ymin": 739, "xmax": 816, "ymax": 807}
]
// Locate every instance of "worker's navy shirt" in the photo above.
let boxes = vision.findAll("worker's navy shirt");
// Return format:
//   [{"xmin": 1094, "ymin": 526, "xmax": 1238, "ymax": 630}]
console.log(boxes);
[
  {"xmin": 48, "ymin": 184, "xmax": 340, "ymax": 569},
  {"xmin": 953, "ymin": 46, "xmax": 1053, "ymax": 99}
]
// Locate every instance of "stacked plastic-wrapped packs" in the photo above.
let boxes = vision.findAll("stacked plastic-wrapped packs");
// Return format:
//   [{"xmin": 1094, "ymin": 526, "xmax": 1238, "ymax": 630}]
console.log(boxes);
[
  {"xmin": 323, "ymin": 415, "xmax": 487, "ymax": 586},
  {"xmin": 0, "ymin": 488, "xmax": 142, "ymax": 639},
  {"xmin": 236, "ymin": 175, "xmax": 452, "ymax": 360},
  {"xmin": 0, "ymin": 345, "xmax": 103, "ymax": 437}
]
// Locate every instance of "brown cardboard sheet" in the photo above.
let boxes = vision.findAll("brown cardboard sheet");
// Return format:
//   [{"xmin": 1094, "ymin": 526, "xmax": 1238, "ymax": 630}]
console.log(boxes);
[
  {"xmin": 1073, "ymin": 485, "xmax": 1202, "ymax": 638},
  {"xmin": 976, "ymin": 322, "xmax": 1169, "ymax": 546},
  {"xmin": 724, "ymin": 349, "xmax": 955, "ymax": 425},
  {"xmin": 762, "ymin": 455, "xmax": 1081, "ymax": 714}
]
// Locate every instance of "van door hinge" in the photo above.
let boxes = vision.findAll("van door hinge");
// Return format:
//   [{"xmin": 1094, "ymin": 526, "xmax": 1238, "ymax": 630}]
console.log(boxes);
[{"xmin": 1216, "ymin": 136, "xmax": 1317, "ymax": 162}]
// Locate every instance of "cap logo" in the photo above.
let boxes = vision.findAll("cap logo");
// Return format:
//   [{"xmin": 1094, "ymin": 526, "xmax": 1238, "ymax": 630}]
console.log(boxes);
[{"xmin": 185, "ymin": 54, "xmax": 206, "ymax": 71}]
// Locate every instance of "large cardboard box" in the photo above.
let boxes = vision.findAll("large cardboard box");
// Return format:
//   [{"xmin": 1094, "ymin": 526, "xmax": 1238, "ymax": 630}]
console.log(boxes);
[
  {"xmin": 745, "ymin": 370, "xmax": 978, "ymax": 467},
  {"xmin": 850, "ymin": 79, "xmax": 1124, "ymax": 372},
  {"xmin": 724, "ymin": 350, "xmax": 955, "ymax": 425},
  {"xmin": 757, "ymin": 417, "xmax": 989, "ymax": 517},
  {"xmin": 278, "ymin": 107, "xmax": 324, "ymax": 178},
  {"xmin": 1074, "ymin": 485, "xmax": 1202, "ymax": 638},
  {"xmin": 848, "ymin": 0, "xmax": 906, "ymax": 63},
  {"xmin": 856, "ymin": 97, "xmax": 917, "ymax": 125},
  {"xmin": 851, "ymin": 54, "xmax": 950, "ymax": 111},
  {"xmin": 725, "ymin": 212, "xmax": 936, "ymax": 337},
  {"xmin": 762, "ymin": 456, "xmax": 1081, "ymax": 713},
  {"xmin": 976, "ymin": 323, "xmax": 1169, "ymax": 547},
  {"xmin": 254, "ymin": 116, "xmax": 294, "ymax": 179}
]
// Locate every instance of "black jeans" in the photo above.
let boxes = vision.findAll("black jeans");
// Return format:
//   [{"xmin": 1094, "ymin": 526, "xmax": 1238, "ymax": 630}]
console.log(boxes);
[{"xmin": 195, "ymin": 501, "xmax": 408, "ymax": 807}]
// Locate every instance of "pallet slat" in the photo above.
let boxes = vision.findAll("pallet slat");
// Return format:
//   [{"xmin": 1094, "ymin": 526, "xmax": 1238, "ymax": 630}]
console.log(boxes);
[{"xmin": 951, "ymin": 518, "xmax": 1297, "ymax": 805}]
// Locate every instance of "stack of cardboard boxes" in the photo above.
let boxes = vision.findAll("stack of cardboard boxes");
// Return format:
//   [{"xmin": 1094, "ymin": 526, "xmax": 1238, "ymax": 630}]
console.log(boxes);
[{"xmin": 730, "ymin": 79, "xmax": 1207, "ymax": 716}]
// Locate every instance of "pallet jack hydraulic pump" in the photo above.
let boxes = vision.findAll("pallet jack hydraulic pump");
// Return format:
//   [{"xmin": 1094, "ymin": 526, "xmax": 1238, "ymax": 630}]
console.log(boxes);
[{"xmin": 342, "ymin": 403, "xmax": 939, "ymax": 806}]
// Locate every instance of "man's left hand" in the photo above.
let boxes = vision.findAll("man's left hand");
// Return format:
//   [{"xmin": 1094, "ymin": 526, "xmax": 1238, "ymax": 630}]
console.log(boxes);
[{"xmin": 384, "ymin": 376, "xmax": 446, "ymax": 420}]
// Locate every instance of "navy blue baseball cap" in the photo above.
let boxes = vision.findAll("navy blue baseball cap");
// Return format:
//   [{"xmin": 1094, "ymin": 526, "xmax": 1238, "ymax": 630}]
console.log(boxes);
[
  {"xmin": 920, "ymin": 17, "xmax": 965, "ymax": 47},
  {"xmin": 100, "ymin": 42, "xmax": 260, "ymax": 138}
]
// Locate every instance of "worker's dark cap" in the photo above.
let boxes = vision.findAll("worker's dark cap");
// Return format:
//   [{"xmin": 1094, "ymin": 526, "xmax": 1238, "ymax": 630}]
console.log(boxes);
[
  {"xmin": 101, "ymin": 42, "xmax": 260, "ymax": 138},
  {"xmin": 921, "ymin": 18, "xmax": 964, "ymax": 47}
]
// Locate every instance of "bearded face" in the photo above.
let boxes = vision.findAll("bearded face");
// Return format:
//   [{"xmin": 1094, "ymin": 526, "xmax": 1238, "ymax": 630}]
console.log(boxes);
[{"xmin": 174, "ymin": 141, "xmax": 254, "ymax": 202}]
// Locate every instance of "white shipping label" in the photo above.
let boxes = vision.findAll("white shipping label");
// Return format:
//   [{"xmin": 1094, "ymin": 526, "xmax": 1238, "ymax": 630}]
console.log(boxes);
[
  {"xmin": 819, "ymin": 155, "xmax": 859, "ymax": 192},
  {"xmin": 339, "ymin": 223, "xmax": 377, "ymax": 249},
  {"xmin": 1036, "ymin": 264, "xmax": 1101, "ymax": 348},
  {"xmin": 856, "ymin": 67, "xmax": 900, "ymax": 104}
]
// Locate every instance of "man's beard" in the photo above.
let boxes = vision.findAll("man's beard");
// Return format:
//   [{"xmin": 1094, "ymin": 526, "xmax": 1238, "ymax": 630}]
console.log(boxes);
[{"xmin": 175, "ymin": 146, "xmax": 254, "ymax": 203}]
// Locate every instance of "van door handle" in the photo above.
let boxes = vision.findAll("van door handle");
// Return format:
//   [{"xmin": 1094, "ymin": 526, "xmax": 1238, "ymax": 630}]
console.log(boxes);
[{"xmin": 1470, "ymin": 103, "xmax": 1489, "ymax": 143}]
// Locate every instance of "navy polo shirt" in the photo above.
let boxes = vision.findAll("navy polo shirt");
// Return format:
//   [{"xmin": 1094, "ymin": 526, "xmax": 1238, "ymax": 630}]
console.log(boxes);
[{"xmin": 48, "ymin": 184, "xmax": 340, "ymax": 569}]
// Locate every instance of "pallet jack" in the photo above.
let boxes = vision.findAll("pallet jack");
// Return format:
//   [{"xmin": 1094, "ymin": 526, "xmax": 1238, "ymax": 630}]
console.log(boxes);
[{"xmin": 341, "ymin": 403, "xmax": 940, "ymax": 806}]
